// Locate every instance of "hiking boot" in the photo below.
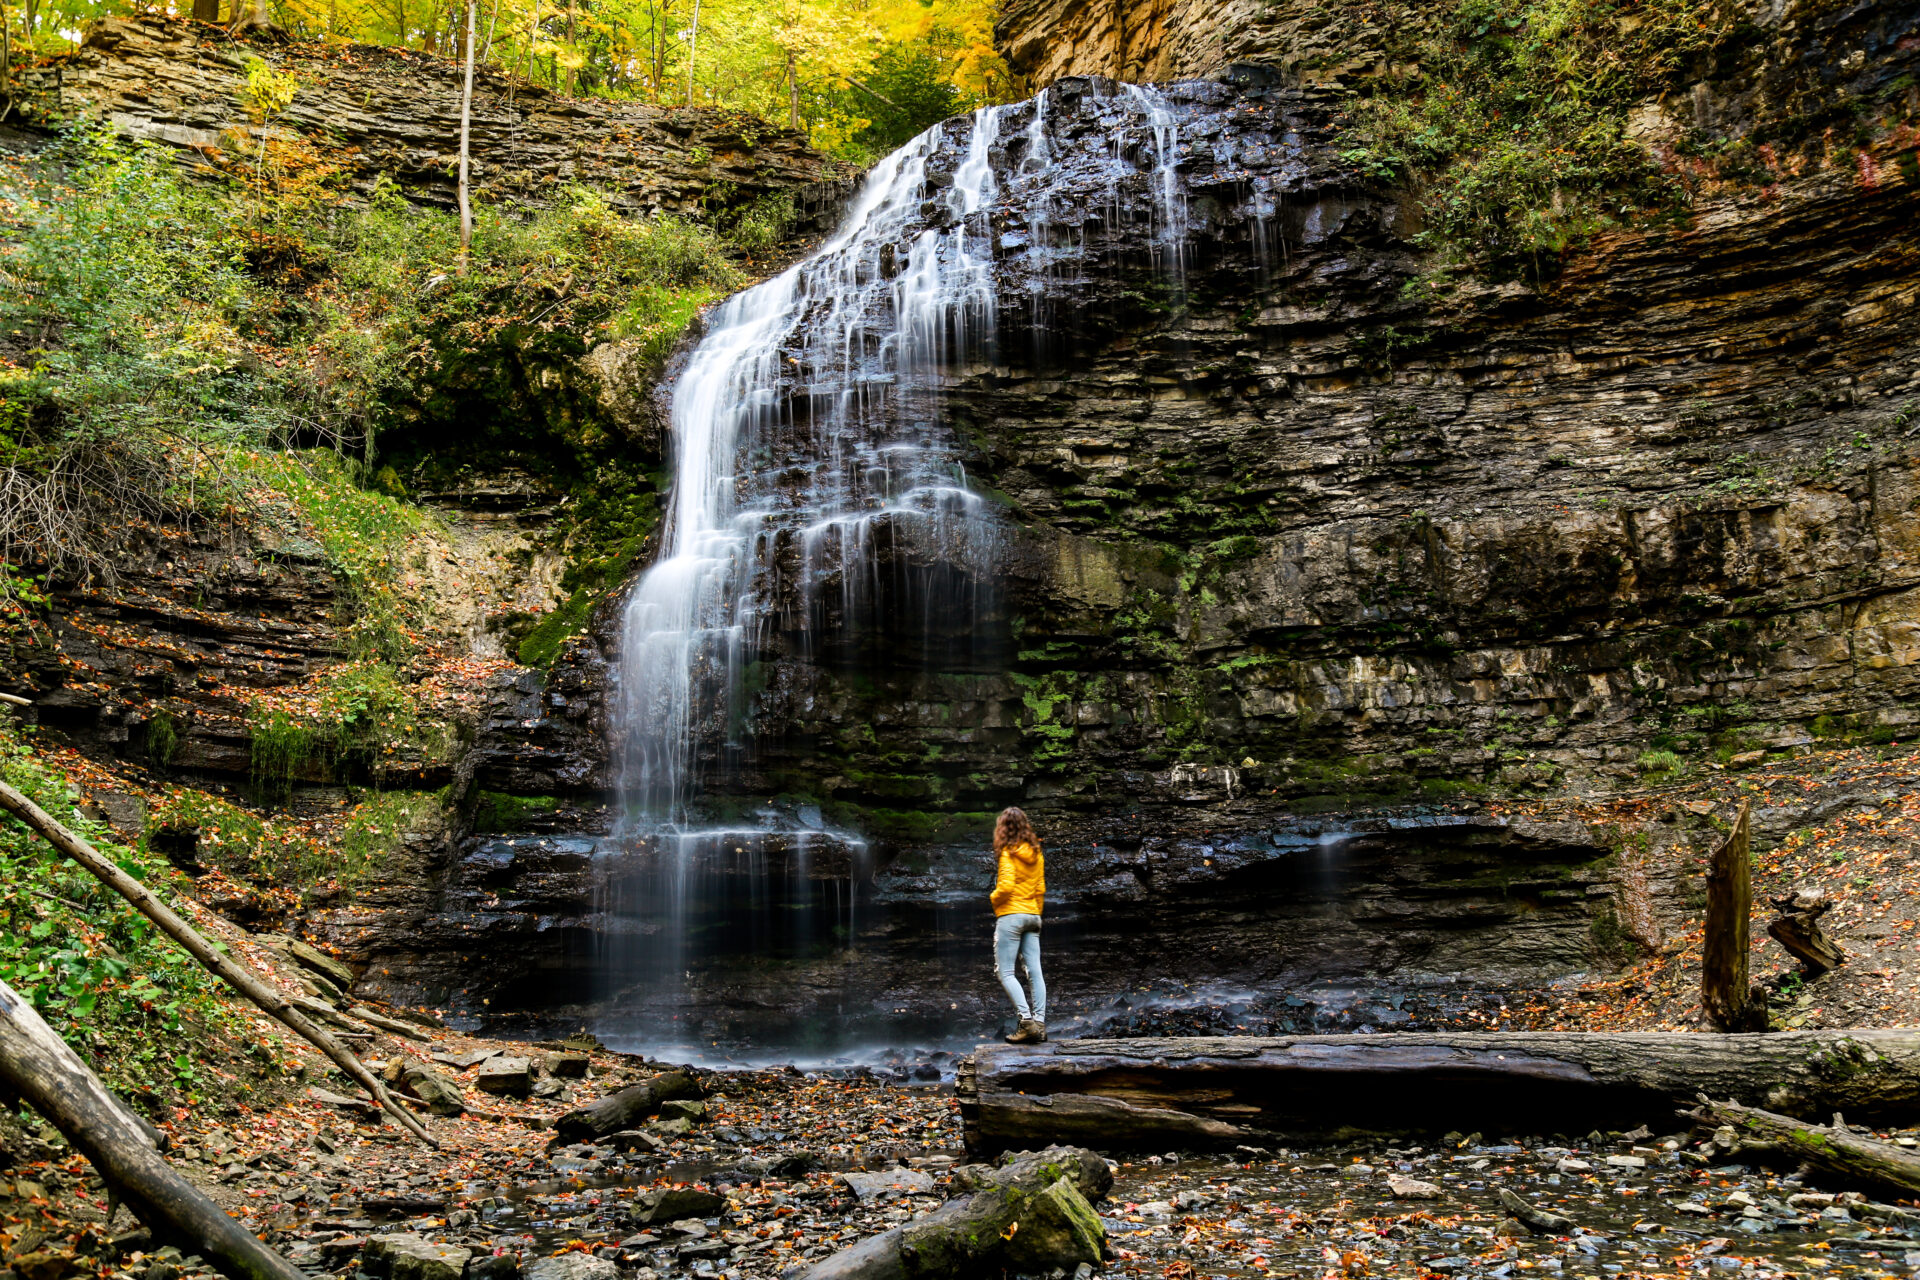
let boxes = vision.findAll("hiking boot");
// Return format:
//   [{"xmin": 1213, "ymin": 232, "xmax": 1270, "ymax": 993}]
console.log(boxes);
[{"xmin": 1004, "ymin": 1018, "xmax": 1044, "ymax": 1045}]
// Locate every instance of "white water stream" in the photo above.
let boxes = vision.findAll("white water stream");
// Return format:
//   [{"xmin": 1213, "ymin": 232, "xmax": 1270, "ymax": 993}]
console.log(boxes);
[{"xmin": 600, "ymin": 84, "xmax": 1186, "ymax": 1047}]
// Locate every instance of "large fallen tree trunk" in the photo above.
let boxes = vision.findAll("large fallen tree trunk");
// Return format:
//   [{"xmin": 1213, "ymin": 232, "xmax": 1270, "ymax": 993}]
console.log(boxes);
[
  {"xmin": 959, "ymin": 1031, "xmax": 1920, "ymax": 1155},
  {"xmin": 0, "ymin": 980, "xmax": 303, "ymax": 1280},
  {"xmin": 0, "ymin": 779, "xmax": 435, "ymax": 1146},
  {"xmin": 1686, "ymin": 1097, "xmax": 1920, "ymax": 1197}
]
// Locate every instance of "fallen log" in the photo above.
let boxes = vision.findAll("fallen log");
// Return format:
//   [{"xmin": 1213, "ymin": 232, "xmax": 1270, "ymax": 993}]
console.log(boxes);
[
  {"xmin": 549, "ymin": 1071, "xmax": 698, "ymax": 1144},
  {"xmin": 0, "ymin": 779, "xmax": 435, "ymax": 1146},
  {"xmin": 0, "ymin": 980, "xmax": 303, "ymax": 1280},
  {"xmin": 1686, "ymin": 1097, "xmax": 1920, "ymax": 1197},
  {"xmin": 794, "ymin": 1146, "xmax": 1109, "ymax": 1280},
  {"xmin": 959, "ymin": 1031, "xmax": 1920, "ymax": 1156},
  {"xmin": 1768, "ymin": 888, "xmax": 1847, "ymax": 976}
]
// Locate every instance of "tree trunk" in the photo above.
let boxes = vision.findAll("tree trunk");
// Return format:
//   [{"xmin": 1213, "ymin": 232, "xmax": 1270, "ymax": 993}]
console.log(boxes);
[
  {"xmin": 190, "ymin": 0, "xmax": 219, "ymax": 21},
  {"xmin": 457, "ymin": 0, "xmax": 475, "ymax": 273},
  {"xmin": 1768, "ymin": 887, "xmax": 1847, "ymax": 975},
  {"xmin": 1688, "ymin": 1097, "xmax": 1920, "ymax": 1197},
  {"xmin": 0, "ymin": 981, "xmax": 304, "ymax": 1280},
  {"xmin": 786, "ymin": 48, "xmax": 800, "ymax": 132},
  {"xmin": 684, "ymin": 0, "xmax": 699, "ymax": 104},
  {"xmin": 0, "ymin": 780, "xmax": 436, "ymax": 1146},
  {"xmin": 479, "ymin": 0, "xmax": 500, "ymax": 65},
  {"xmin": 957, "ymin": 1031, "xmax": 1920, "ymax": 1156},
  {"xmin": 551, "ymin": 1071, "xmax": 699, "ymax": 1144},
  {"xmin": 523, "ymin": 0, "xmax": 537, "ymax": 84},
  {"xmin": 1703, "ymin": 800, "xmax": 1765, "ymax": 1030}
]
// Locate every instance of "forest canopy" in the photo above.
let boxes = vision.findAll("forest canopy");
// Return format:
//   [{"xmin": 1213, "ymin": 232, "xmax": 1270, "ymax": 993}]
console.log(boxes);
[{"xmin": 0, "ymin": 0, "xmax": 1010, "ymax": 161}]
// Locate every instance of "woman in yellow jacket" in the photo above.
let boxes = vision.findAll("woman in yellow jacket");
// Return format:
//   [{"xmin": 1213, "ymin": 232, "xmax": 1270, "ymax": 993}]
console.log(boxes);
[{"xmin": 990, "ymin": 806, "xmax": 1047, "ymax": 1044}]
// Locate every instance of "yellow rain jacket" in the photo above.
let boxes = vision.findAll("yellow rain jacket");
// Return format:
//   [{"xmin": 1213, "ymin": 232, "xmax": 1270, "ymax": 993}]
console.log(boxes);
[{"xmin": 990, "ymin": 841, "xmax": 1045, "ymax": 917}]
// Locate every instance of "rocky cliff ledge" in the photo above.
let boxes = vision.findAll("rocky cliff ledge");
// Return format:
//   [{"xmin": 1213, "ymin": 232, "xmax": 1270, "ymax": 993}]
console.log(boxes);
[{"xmin": 4, "ymin": 14, "xmax": 853, "ymax": 219}]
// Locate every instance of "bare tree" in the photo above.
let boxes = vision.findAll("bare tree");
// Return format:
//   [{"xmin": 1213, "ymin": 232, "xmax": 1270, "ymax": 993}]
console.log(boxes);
[
  {"xmin": 785, "ymin": 48, "xmax": 799, "ymax": 131},
  {"xmin": 479, "ymin": 0, "xmax": 501, "ymax": 64},
  {"xmin": 457, "ymin": 0, "xmax": 476, "ymax": 273},
  {"xmin": 524, "ymin": 0, "xmax": 538, "ymax": 83},
  {"xmin": 683, "ymin": 0, "xmax": 699, "ymax": 104}
]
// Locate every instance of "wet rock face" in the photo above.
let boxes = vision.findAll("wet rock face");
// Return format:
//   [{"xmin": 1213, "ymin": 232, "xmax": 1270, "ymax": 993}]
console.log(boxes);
[
  {"xmin": 10, "ymin": 14, "xmax": 854, "ymax": 221},
  {"xmin": 346, "ymin": 806, "xmax": 1619, "ymax": 1040}
]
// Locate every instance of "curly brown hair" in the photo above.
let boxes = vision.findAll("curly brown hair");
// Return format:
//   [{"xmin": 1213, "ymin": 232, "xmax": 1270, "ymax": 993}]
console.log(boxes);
[{"xmin": 993, "ymin": 806, "xmax": 1040, "ymax": 853}]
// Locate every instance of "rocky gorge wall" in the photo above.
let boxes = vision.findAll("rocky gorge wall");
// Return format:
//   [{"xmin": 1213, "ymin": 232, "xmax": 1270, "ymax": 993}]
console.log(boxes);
[
  {"xmin": 522, "ymin": 56, "xmax": 1920, "ymax": 831},
  {"xmin": 10, "ymin": 2, "xmax": 1920, "ymax": 1047},
  {"xmin": 329, "ymin": 3, "xmax": 1920, "ymax": 1040}
]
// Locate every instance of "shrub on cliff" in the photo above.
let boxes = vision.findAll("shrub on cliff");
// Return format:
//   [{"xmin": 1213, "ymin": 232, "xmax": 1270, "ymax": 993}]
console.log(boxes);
[
  {"xmin": 0, "ymin": 129, "xmax": 741, "ymax": 613},
  {"xmin": 1341, "ymin": 0, "xmax": 1734, "ymax": 273}
]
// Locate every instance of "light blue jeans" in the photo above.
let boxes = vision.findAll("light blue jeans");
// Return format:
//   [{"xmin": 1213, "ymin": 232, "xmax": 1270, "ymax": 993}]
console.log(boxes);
[{"xmin": 994, "ymin": 913, "xmax": 1045, "ymax": 1023}]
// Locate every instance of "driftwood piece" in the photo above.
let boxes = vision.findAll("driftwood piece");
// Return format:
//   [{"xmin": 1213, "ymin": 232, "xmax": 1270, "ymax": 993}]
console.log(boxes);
[
  {"xmin": 1768, "ymin": 887, "xmax": 1847, "ymax": 976},
  {"xmin": 550, "ymin": 1071, "xmax": 698, "ymax": 1144},
  {"xmin": 1687, "ymin": 1097, "xmax": 1920, "ymax": 1196},
  {"xmin": 958, "ymin": 1031, "xmax": 1920, "ymax": 1155},
  {"xmin": 1497, "ymin": 1187, "xmax": 1575, "ymax": 1235},
  {"xmin": 1703, "ymin": 800, "xmax": 1765, "ymax": 1030},
  {"xmin": 0, "ymin": 779, "xmax": 435, "ymax": 1146},
  {"xmin": 0, "ymin": 980, "xmax": 303, "ymax": 1280}
]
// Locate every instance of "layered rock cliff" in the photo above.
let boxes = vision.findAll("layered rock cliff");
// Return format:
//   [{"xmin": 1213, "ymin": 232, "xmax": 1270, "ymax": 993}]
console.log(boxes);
[
  {"xmin": 335, "ymin": 2, "xmax": 1920, "ymax": 1040},
  {"xmin": 4, "ymin": 14, "xmax": 852, "ymax": 220},
  {"xmin": 10, "ymin": 2, "xmax": 1920, "ymax": 1048}
]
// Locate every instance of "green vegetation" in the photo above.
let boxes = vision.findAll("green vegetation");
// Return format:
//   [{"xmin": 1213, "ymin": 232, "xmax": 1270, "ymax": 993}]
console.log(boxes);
[
  {"xmin": 243, "ymin": 452, "xmax": 436, "ymax": 662},
  {"xmin": 0, "ymin": 717, "xmax": 231, "ymax": 1084},
  {"xmin": 0, "ymin": 130, "xmax": 746, "ymax": 603},
  {"xmin": 1341, "ymin": 0, "xmax": 1732, "ymax": 272},
  {"xmin": 148, "ymin": 784, "xmax": 441, "ymax": 892},
  {"xmin": 1636, "ymin": 748, "xmax": 1684, "ymax": 781},
  {"xmin": 5, "ymin": 0, "xmax": 1008, "ymax": 163},
  {"xmin": 472, "ymin": 790, "xmax": 561, "ymax": 832},
  {"xmin": 246, "ymin": 662, "xmax": 457, "ymax": 793}
]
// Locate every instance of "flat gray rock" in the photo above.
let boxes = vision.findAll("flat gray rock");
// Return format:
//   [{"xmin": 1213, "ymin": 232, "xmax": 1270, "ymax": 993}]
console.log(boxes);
[
  {"xmin": 839, "ymin": 1168, "xmax": 936, "ymax": 1201},
  {"xmin": 523, "ymin": 1255, "xmax": 619, "ymax": 1280}
]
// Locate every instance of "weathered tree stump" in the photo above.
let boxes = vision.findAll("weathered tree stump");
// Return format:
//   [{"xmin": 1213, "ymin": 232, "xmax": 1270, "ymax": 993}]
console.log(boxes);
[
  {"xmin": 1768, "ymin": 887, "xmax": 1847, "ymax": 976},
  {"xmin": 958, "ymin": 1031, "xmax": 1920, "ymax": 1155},
  {"xmin": 1703, "ymin": 800, "xmax": 1767, "ymax": 1030}
]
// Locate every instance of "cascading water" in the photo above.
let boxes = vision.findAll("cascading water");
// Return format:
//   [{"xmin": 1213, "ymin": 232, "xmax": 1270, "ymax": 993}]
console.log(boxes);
[{"xmin": 592, "ymin": 81, "xmax": 1190, "ymax": 1057}]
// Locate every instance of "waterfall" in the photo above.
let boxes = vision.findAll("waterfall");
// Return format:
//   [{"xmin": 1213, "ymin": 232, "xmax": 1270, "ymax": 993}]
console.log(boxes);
[{"xmin": 597, "ymin": 82, "xmax": 1189, "ymax": 1054}]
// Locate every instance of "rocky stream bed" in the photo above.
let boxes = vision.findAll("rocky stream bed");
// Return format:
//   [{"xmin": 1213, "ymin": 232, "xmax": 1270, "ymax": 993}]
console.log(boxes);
[{"xmin": 14, "ymin": 1008, "xmax": 1920, "ymax": 1280}]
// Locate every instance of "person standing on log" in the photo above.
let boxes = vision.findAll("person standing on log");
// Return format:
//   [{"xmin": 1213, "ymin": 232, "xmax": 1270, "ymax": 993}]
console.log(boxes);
[{"xmin": 991, "ymin": 806, "xmax": 1048, "ymax": 1045}]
